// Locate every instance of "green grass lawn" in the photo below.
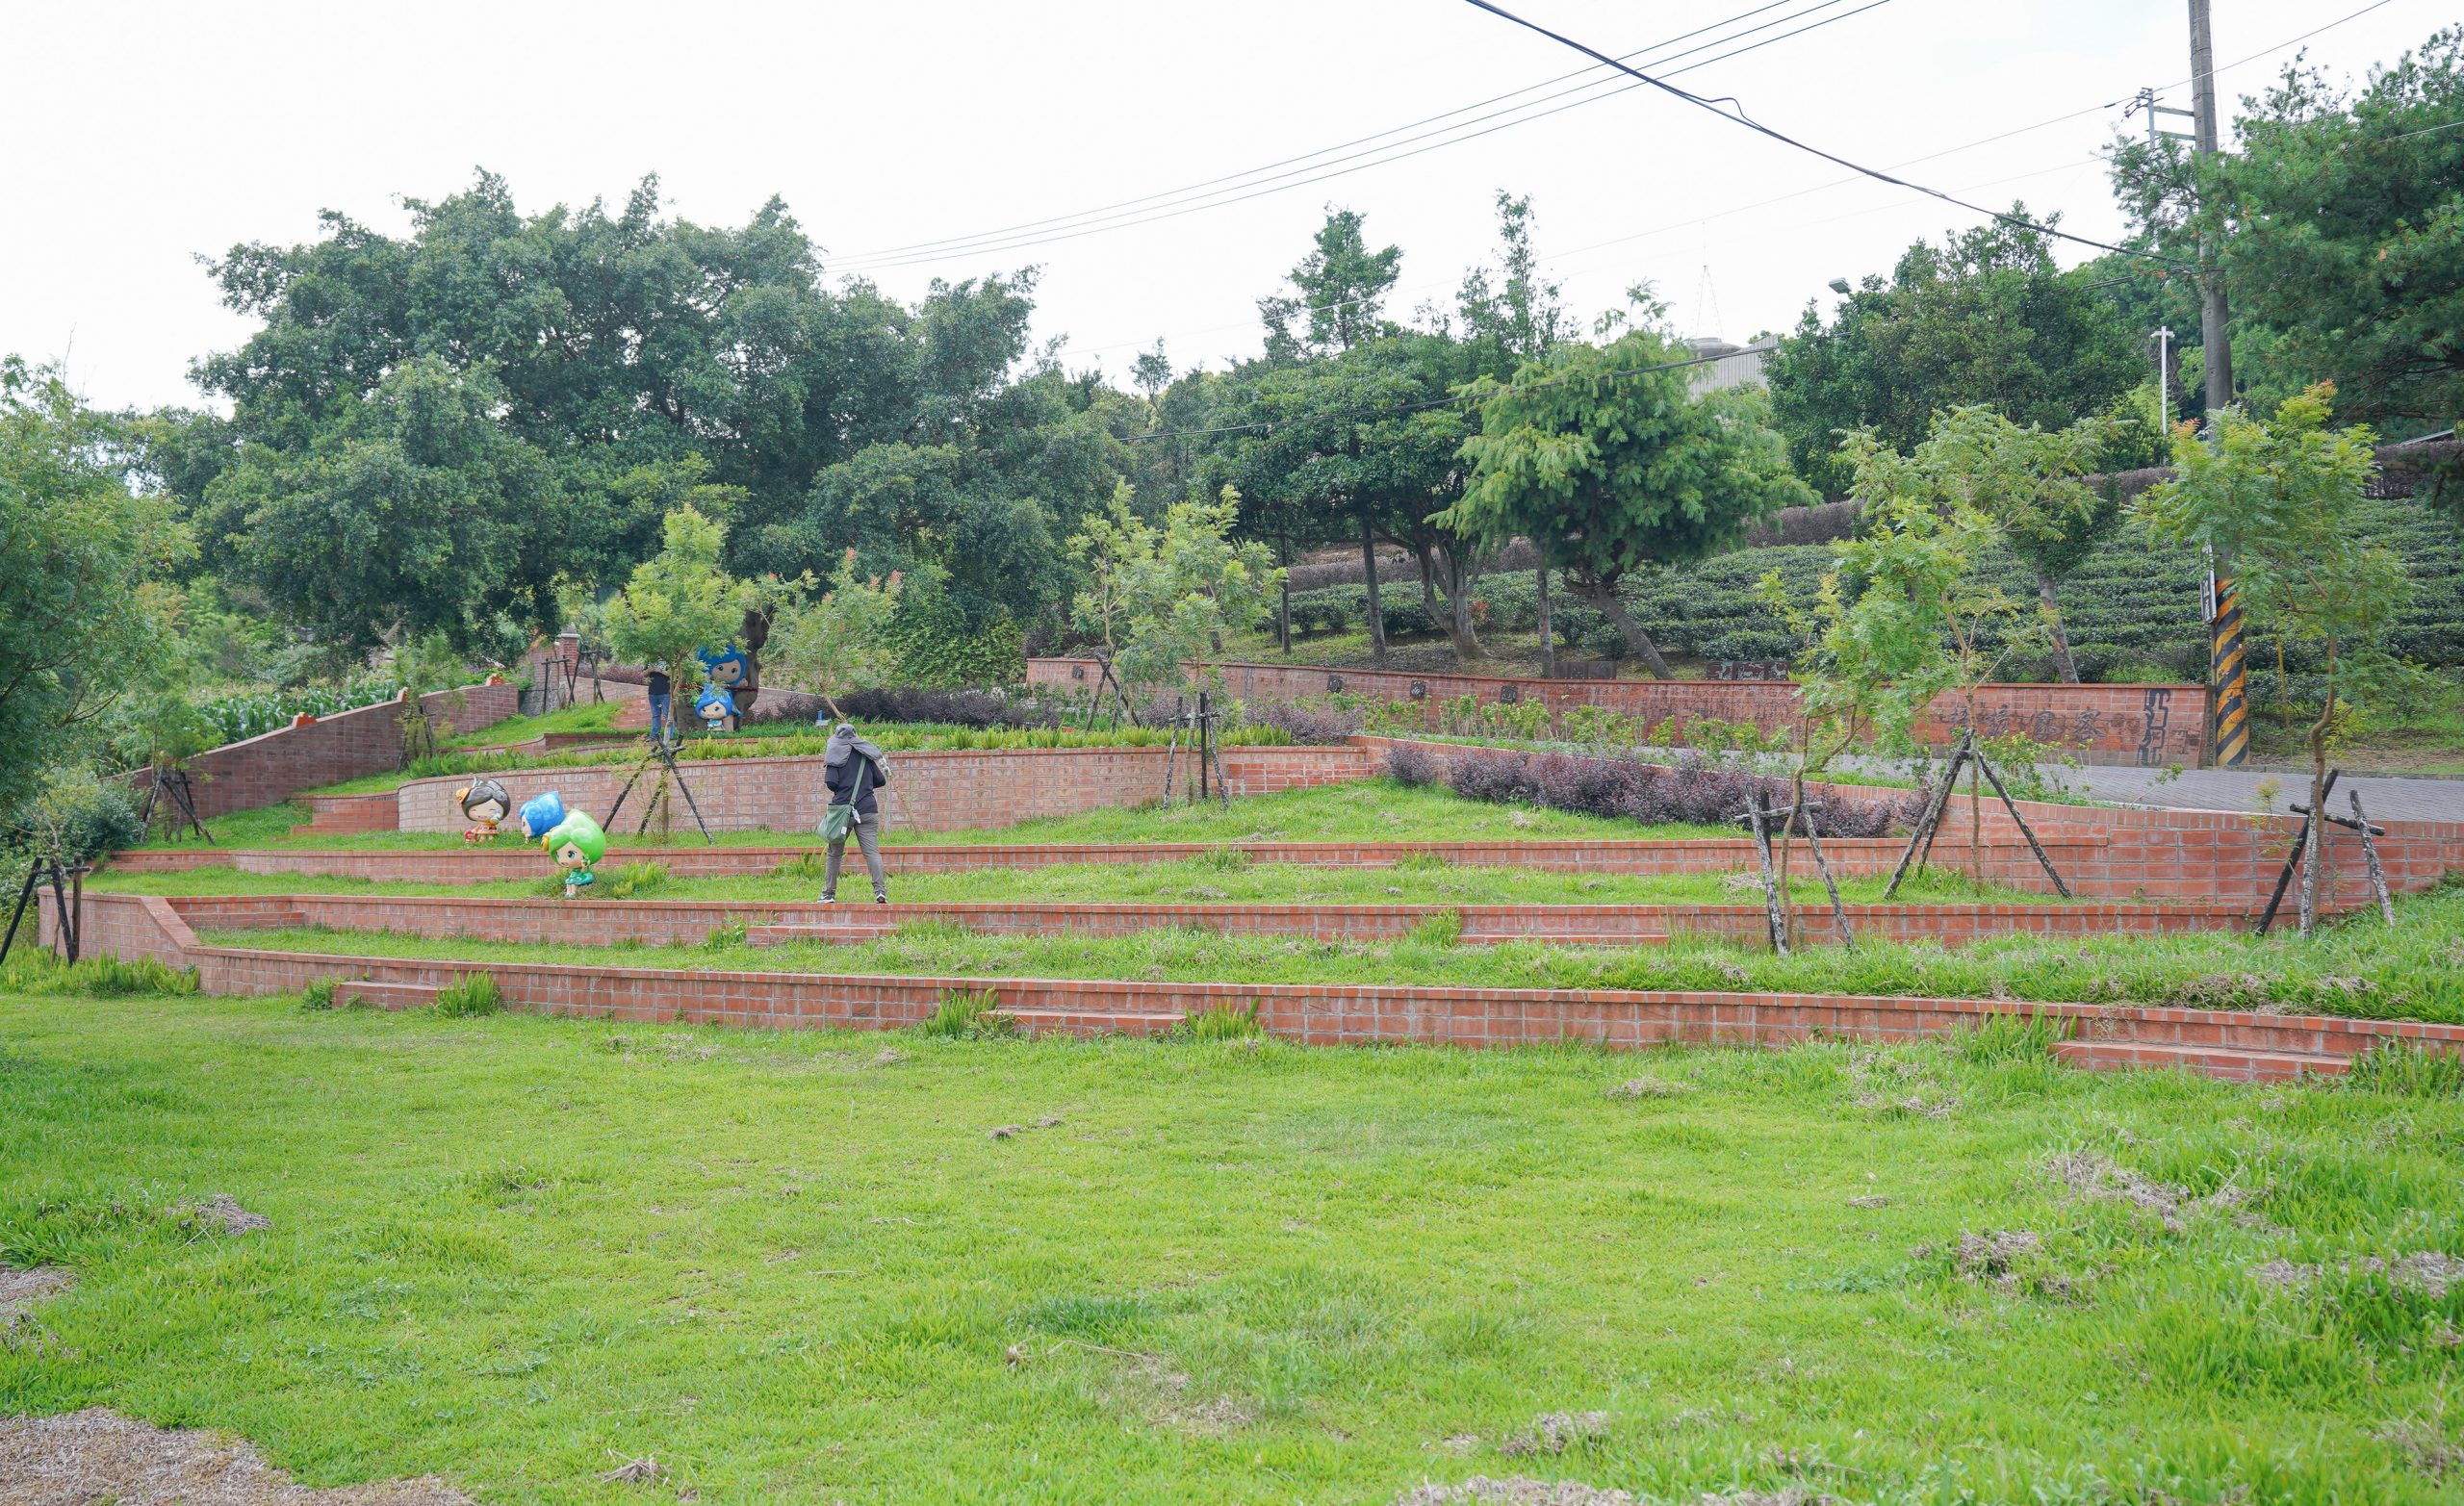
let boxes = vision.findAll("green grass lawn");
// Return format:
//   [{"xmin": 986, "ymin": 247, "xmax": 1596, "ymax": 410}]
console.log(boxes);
[
  {"xmin": 89, "ymin": 853, "xmax": 2058, "ymax": 910},
  {"xmin": 135, "ymin": 779, "xmax": 1736, "ymax": 854},
  {"xmin": 3, "ymin": 986, "xmax": 2461, "ymax": 1503},
  {"xmin": 190, "ymin": 881, "xmax": 2464, "ymax": 1022}
]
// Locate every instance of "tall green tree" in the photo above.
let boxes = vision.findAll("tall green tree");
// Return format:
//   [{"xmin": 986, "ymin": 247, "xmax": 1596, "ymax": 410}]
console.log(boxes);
[
  {"xmin": 2110, "ymin": 27, "xmax": 2463, "ymax": 444},
  {"xmin": 1257, "ymin": 208, "xmax": 1403, "ymax": 364},
  {"xmin": 1444, "ymin": 321, "xmax": 1812, "ymax": 677},
  {"xmin": 2136, "ymin": 385, "xmax": 2413, "ymax": 850},
  {"xmin": 194, "ymin": 357, "xmax": 571, "ymax": 662},
  {"xmin": 1908, "ymin": 407, "xmax": 2119, "ymax": 683},
  {"xmin": 0, "ymin": 358, "xmax": 192, "ymax": 816},
  {"xmin": 602, "ymin": 504, "xmax": 758, "ymax": 706},
  {"xmin": 1764, "ymin": 215, "xmax": 2143, "ymax": 494},
  {"xmin": 180, "ymin": 171, "xmax": 1123, "ymax": 650}
]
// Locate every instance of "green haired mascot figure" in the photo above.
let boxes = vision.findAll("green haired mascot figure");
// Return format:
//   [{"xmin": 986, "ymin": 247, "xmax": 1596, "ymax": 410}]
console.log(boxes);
[{"xmin": 543, "ymin": 813, "xmax": 607, "ymax": 899}]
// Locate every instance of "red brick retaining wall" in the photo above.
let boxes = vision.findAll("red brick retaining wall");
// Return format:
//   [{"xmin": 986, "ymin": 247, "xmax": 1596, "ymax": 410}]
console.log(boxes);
[
  {"xmin": 106, "ymin": 833, "xmax": 2108, "ymax": 886},
  {"xmin": 1028, "ymin": 658, "xmax": 2211, "ymax": 767},
  {"xmin": 132, "ymin": 681, "xmax": 524, "ymax": 822},
  {"xmin": 38, "ymin": 892, "xmax": 2460, "ymax": 1083},
  {"xmin": 387, "ymin": 744, "xmax": 1375, "ymax": 835},
  {"xmin": 152, "ymin": 892, "xmax": 2264, "ymax": 952}
]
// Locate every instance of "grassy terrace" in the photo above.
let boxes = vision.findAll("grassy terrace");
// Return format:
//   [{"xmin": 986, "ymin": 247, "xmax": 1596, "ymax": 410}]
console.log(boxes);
[
  {"xmin": 190, "ymin": 881, "xmax": 2464, "ymax": 1022},
  {"xmin": 133, "ymin": 779, "xmax": 1745, "ymax": 853},
  {"xmin": 90, "ymin": 855, "xmax": 2059, "ymax": 909},
  {"xmin": 5, "ymin": 985, "xmax": 2462, "ymax": 1503}
]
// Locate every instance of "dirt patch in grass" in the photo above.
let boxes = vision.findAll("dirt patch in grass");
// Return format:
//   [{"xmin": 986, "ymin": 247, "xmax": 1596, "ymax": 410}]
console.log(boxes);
[
  {"xmin": 2378, "ymin": 1418, "xmax": 2464, "ymax": 1479},
  {"xmin": 181, "ymin": 1194, "xmax": 271, "ymax": 1237},
  {"xmin": 1125, "ymin": 1356, "xmax": 1256, "ymax": 1435},
  {"xmin": 1500, "ymin": 1411, "xmax": 1606, "ymax": 1457},
  {"xmin": 1392, "ymin": 1478, "xmax": 1637, "ymax": 1505},
  {"xmin": 2253, "ymin": 1252, "xmax": 2464, "ymax": 1298},
  {"xmin": 2045, "ymin": 1149, "xmax": 2248, "ymax": 1233},
  {"xmin": 0, "ymin": 1265, "xmax": 75, "ymax": 1321},
  {"xmin": 1956, "ymin": 1230, "xmax": 2042, "ymax": 1283},
  {"xmin": 0, "ymin": 1408, "xmax": 471, "ymax": 1504},
  {"xmin": 1604, "ymin": 1077, "xmax": 1688, "ymax": 1101}
]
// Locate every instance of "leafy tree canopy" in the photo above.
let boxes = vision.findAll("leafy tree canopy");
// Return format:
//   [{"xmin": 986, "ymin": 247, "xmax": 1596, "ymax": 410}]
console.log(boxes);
[
  {"xmin": 1764, "ymin": 215, "xmax": 2143, "ymax": 493},
  {"xmin": 1444, "ymin": 315, "xmax": 1811, "ymax": 677},
  {"xmin": 2109, "ymin": 27, "xmax": 2463, "ymax": 436},
  {"xmin": 0, "ymin": 357, "xmax": 192, "ymax": 815}
]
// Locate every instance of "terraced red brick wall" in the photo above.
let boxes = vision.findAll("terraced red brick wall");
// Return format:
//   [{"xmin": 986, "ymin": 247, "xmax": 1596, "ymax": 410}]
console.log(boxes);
[
  {"xmin": 128, "ymin": 681, "xmax": 523, "ymax": 822},
  {"xmin": 1027, "ymin": 658, "xmax": 2211, "ymax": 767},
  {"xmin": 42, "ymin": 892, "xmax": 2461, "ymax": 1085},
  {"xmin": 388, "ymin": 744, "xmax": 1378, "ymax": 835},
  {"xmin": 150, "ymin": 892, "xmax": 2267, "ymax": 952}
]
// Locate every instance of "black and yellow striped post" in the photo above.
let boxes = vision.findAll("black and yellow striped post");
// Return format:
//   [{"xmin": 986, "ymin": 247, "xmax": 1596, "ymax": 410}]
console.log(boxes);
[{"xmin": 2209, "ymin": 564, "xmax": 2249, "ymax": 768}]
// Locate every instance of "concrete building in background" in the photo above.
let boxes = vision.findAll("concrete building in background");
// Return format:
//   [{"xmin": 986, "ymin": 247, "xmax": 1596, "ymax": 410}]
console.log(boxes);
[{"xmin": 1686, "ymin": 336, "xmax": 1778, "ymax": 392}]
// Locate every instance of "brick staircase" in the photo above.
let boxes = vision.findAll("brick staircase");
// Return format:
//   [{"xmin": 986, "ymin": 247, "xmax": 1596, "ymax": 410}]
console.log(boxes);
[{"xmin": 334, "ymin": 980, "xmax": 440, "ymax": 1011}]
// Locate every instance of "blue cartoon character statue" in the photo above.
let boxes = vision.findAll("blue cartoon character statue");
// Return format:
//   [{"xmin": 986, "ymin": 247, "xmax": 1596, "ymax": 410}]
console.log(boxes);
[
  {"xmin": 543, "ymin": 813, "xmax": 607, "ymax": 898},
  {"xmin": 697, "ymin": 648, "xmax": 750, "ymax": 731},
  {"xmin": 517, "ymin": 790, "xmax": 567, "ymax": 842},
  {"xmin": 456, "ymin": 778, "xmax": 511, "ymax": 843},
  {"xmin": 695, "ymin": 682, "xmax": 736, "ymax": 733}
]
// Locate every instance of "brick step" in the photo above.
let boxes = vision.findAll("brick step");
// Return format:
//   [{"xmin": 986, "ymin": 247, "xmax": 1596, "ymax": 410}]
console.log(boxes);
[
  {"xmin": 996, "ymin": 1008, "xmax": 1187, "ymax": 1038},
  {"xmin": 2055, "ymin": 1038, "xmax": 2348, "ymax": 1083},
  {"xmin": 335, "ymin": 980, "xmax": 441, "ymax": 1011}
]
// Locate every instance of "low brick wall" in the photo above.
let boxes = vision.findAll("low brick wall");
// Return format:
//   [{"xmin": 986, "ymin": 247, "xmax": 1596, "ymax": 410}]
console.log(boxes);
[
  {"xmin": 153, "ymin": 892, "xmax": 2265, "ymax": 953},
  {"xmin": 130, "ymin": 680, "xmax": 524, "ymax": 823},
  {"xmin": 389, "ymin": 744, "xmax": 1377, "ymax": 835},
  {"xmin": 107, "ymin": 833, "xmax": 2108, "ymax": 886},
  {"xmin": 38, "ymin": 892, "xmax": 2462, "ymax": 1084},
  {"xmin": 1028, "ymin": 658, "xmax": 2211, "ymax": 767}
]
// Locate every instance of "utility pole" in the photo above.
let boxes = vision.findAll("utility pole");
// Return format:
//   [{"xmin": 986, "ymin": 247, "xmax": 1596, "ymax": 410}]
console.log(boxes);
[
  {"xmin": 2189, "ymin": 0, "xmax": 2247, "ymax": 768},
  {"xmin": 2151, "ymin": 326, "xmax": 2174, "ymax": 431}
]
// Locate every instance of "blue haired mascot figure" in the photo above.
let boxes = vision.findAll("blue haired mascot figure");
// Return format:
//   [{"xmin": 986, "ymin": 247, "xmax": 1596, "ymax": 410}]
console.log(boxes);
[
  {"xmin": 697, "ymin": 648, "xmax": 749, "ymax": 732},
  {"xmin": 544, "ymin": 813, "xmax": 607, "ymax": 899},
  {"xmin": 518, "ymin": 791, "xmax": 567, "ymax": 842}
]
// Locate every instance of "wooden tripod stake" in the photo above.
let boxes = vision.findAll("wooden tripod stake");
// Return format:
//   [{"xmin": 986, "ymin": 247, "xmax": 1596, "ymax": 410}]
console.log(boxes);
[{"xmin": 603, "ymin": 738, "xmax": 717, "ymax": 844}]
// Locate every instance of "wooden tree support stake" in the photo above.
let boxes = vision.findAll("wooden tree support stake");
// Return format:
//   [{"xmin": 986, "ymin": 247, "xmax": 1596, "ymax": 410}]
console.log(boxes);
[
  {"xmin": 1967, "ymin": 748, "xmax": 2072, "ymax": 898},
  {"xmin": 1160, "ymin": 697, "xmax": 1184, "ymax": 809},
  {"xmin": 1746, "ymin": 792, "xmax": 1790, "ymax": 957},
  {"xmin": 0, "ymin": 856, "xmax": 81, "ymax": 966},
  {"xmin": 604, "ymin": 742, "xmax": 716, "ymax": 845},
  {"xmin": 2256, "ymin": 769, "xmax": 2340, "ymax": 935},
  {"xmin": 1885, "ymin": 732, "xmax": 1972, "ymax": 899},
  {"xmin": 1794, "ymin": 805, "xmax": 1855, "ymax": 949},
  {"xmin": 2349, "ymin": 788, "xmax": 2396, "ymax": 927},
  {"xmin": 2297, "ymin": 800, "xmax": 2323, "ymax": 937}
]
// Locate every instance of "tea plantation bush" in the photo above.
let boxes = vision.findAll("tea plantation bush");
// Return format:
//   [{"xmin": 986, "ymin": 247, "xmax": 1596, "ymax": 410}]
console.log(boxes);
[{"xmin": 1270, "ymin": 499, "xmax": 2463, "ymax": 689}]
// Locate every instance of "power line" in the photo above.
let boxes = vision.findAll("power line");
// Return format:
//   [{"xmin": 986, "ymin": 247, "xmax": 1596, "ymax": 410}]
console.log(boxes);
[
  {"xmin": 837, "ymin": 0, "xmax": 1810, "ymax": 263},
  {"xmin": 1459, "ymin": 0, "xmax": 2190, "ymax": 266},
  {"xmin": 1068, "ymin": 0, "xmax": 2408, "ymax": 364},
  {"xmin": 832, "ymin": 0, "xmax": 1896, "ymax": 273}
]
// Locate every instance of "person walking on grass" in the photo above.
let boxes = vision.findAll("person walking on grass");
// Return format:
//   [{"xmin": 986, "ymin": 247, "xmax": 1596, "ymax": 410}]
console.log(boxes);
[{"xmin": 819, "ymin": 721, "xmax": 890, "ymax": 904}]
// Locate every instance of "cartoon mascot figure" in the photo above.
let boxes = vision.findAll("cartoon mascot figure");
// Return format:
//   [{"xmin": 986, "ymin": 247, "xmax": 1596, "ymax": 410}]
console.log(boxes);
[
  {"xmin": 517, "ymin": 790, "xmax": 567, "ymax": 842},
  {"xmin": 543, "ymin": 813, "xmax": 607, "ymax": 899},
  {"xmin": 456, "ymin": 778, "xmax": 511, "ymax": 843}
]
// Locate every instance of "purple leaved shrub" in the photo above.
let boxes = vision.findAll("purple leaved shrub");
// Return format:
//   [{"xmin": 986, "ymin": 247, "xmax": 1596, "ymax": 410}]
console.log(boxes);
[{"xmin": 1387, "ymin": 743, "xmax": 1913, "ymax": 836}]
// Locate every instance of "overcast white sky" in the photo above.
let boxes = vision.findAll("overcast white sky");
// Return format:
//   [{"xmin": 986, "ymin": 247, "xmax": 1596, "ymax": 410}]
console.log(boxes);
[{"xmin": 2, "ymin": 0, "xmax": 2439, "ymax": 413}]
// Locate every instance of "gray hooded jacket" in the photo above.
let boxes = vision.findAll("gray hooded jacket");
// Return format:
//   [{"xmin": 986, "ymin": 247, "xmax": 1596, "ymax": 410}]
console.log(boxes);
[{"xmin": 823, "ymin": 724, "xmax": 888, "ymax": 815}]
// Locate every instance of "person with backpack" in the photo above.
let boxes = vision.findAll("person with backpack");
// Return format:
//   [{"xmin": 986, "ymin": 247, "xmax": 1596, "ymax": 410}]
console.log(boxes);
[{"xmin": 819, "ymin": 721, "xmax": 890, "ymax": 903}]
